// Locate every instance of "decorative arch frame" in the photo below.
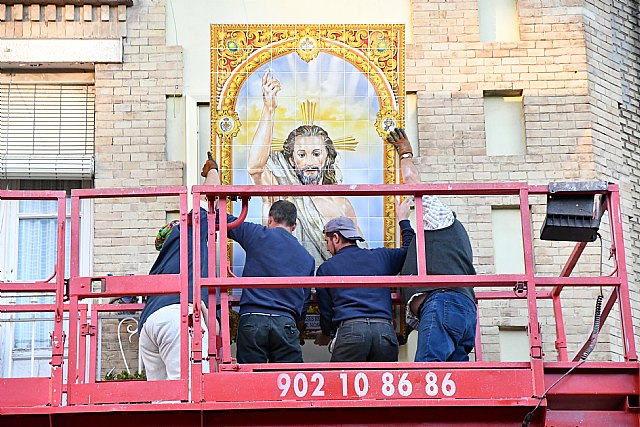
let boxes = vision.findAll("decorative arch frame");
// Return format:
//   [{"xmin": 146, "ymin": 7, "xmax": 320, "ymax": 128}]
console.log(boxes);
[{"xmin": 210, "ymin": 24, "xmax": 405, "ymax": 245}]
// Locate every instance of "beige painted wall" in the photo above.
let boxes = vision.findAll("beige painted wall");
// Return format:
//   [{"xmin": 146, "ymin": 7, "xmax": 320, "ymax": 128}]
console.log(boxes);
[
  {"xmin": 165, "ymin": 0, "xmax": 412, "ymax": 187},
  {"xmin": 166, "ymin": 0, "xmax": 412, "ymax": 98}
]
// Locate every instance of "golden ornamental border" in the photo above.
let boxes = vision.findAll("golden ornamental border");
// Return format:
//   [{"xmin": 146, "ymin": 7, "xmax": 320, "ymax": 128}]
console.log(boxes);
[{"xmin": 211, "ymin": 24, "xmax": 404, "ymax": 246}]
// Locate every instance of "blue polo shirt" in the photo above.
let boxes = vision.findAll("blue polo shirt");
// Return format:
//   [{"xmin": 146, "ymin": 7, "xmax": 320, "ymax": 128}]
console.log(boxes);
[
  {"xmin": 316, "ymin": 220, "xmax": 415, "ymax": 335},
  {"xmin": 228, "ymin": 214, "xmax": 314, "ymax": 320}
]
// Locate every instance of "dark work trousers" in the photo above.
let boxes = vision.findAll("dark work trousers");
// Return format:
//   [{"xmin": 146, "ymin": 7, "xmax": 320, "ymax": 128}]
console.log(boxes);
[
  {"xmin": 330, "ymin": 318, "xmax": 399, "ymax": 362},
  {"xmin": 236, "ymin": 313, "xmax": 303, "ymax": 363}
]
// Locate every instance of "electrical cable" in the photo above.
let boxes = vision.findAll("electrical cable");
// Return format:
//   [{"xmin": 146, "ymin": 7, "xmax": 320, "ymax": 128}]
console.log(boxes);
[
  {"xmin": 522, "ymin": 234, "xmax": 605, "ymax": 426},
  {"xmin": 584, "ymin": 233, "xmax": 604, "ymax": 361},
  {"xmin": 167, "ymin": 0, "xmax": 179, "ymax": 116},
  {"xmin": 522, "ymin": 294, "xmax": 602, "ymax": 427},
  {"xmin": 521, "ymin": 358, "xmax": 586, "ymax": 427},
  {"xmin": 598, "ymin": 232, "xmax": 604, "ymax": 297},
  {"xmin": 522, "ymin": 291, "xmax": 603, "ymax": 426}
]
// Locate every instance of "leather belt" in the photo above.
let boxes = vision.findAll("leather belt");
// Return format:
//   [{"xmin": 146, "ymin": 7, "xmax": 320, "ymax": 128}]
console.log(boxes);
[{"xmin": 340, "ymin": 317, "xmax": 391, "ymax": 327}]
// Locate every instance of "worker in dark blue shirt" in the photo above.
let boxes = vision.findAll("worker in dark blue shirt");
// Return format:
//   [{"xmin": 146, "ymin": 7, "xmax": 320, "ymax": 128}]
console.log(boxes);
[
  {"xmin": 230, "ymin": 199, "xmax": 315, "ymax": 363},
  {"xmin": 139, "ymin": 158, "xmax": 218, "ymax": 380},
  {"xmin": 315, "ymin": 198, "xmax": 414, "ymax": 362}
]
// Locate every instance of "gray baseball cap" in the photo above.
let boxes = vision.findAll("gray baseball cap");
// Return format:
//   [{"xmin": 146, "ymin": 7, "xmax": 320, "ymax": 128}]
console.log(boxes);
[{"xmin": 323, "ymin": 217, "xmax": 365, "ymax": 241}]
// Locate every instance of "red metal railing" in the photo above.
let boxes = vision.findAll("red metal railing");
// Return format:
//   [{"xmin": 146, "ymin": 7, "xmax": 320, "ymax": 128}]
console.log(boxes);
[
  {"xmin": 67, "ymin": 186, "xmax": 190, "ymax": 404},
  {"xmin": 0, "ymin": 189, "xmax": 66, "ymax": 407},
  {"xmin": 0, "ymin": 183, "xmax": 638, "ymax": 426}
]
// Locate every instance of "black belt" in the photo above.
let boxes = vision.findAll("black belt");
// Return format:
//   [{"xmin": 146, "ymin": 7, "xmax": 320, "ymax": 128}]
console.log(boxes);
[{"xmin": 340, "ymin": 317, "xmax": 391, "ymax": 327}]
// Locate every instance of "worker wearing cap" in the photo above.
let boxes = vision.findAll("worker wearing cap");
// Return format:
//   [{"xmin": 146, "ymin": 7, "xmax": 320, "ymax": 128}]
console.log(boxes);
[
  {"xmin": 314, "ymin": 200, "xmax": 414, "ymax": 362},
  {"xmin": 387, "ymin": 127, "xmax": 477, "ymax": 362}
]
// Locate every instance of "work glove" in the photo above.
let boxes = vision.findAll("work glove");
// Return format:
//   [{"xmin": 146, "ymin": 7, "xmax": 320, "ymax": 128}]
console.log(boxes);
[
  {"xmin": 201, "ymin": 158, "xmax": 219, "ymax": 177},
  {"xmin": 386, "ymin": 127, "xmax": 413, "ymax": 159},
  {"xmin": 296, "ymin": 320, "xmax": 307, "ymax": 346}
]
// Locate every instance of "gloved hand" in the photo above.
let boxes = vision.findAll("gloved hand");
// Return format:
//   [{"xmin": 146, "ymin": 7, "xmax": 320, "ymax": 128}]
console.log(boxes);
[
  {"xmin": 201, "ymin": 158, "xmax": 219, "ymax": 177},
  {"xmin": 296, "ymin": 320, "xmax": 307, "ymax": 346},
  {"xmin": 313, "ymin": 332, "xmax": 332, "ymax": 346},
  {"xmin": 386, "ymin": 127, "xmax": 413, "ymax": 159}
]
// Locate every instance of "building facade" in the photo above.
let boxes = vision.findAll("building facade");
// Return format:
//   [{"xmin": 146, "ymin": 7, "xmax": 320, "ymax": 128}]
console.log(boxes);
[{"xmin": 0, "ymin": 0, "xmax": 638, "ymax": 375}]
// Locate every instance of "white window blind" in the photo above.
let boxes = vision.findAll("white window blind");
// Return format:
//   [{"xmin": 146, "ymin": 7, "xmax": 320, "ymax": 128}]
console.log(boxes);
[{"xmin": 0, "ymin": 82, "xmax": 95, "ymax": 179}]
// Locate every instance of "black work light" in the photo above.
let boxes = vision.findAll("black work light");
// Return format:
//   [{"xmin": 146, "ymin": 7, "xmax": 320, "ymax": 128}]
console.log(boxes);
[{"xmin": 539, "ymin": 181, "xmax": 607, "ymax": 242}]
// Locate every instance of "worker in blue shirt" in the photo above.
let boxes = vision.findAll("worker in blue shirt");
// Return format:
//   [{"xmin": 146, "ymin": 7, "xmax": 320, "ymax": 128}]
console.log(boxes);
[
  {"xmin": 314, "ymin": 198, "xmax": 414, "ymax": 362},
  {"xmin": 229, "ymin": 199, "xmax": 315, "ymax": 364},
  {"xmin": 139, "ymin": 159, "xmax": 218, "ymax": 380}
]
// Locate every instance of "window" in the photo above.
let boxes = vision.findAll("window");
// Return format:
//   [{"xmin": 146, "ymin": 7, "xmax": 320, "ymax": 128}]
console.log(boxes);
[
  {"xmin": 0, "ymin": 72, "xmax": 95, "ymax": 376},
  {"xmin": 198, "ymin": 102, "xmax": 213, "ymax": 179},
  {"xmin": 499, "ymin": 326, "xmax": 529, "ymax": 361},
  {"xmin": 166, "ymin": 95, "xmax": 185, "ymax": 165},
  {"xmin": 0, "ymin": 180, "xmax": 93, "ymax": 378},
  {"xmin": 491, "ymin": 207, "xmax": 525, "ymax": 274},
  {"xmin": 484, "ymin": 92, "xmax": 526, "ymax": 156},
  {"xmin": 0, "ymin": 73, "xmax": 95, "ymax": 180},
  {"xmin": 478, "ymin": 0, "xmax": 520, "ymax": 42}
]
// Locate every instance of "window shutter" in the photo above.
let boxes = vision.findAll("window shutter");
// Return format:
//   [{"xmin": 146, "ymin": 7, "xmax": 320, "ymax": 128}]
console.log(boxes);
[{"xmin": 0, "ymin": 83, "xmax": 95, "ymax": 179}]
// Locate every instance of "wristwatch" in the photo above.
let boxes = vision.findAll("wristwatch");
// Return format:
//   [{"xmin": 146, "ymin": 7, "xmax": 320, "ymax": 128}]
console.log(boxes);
[{"xmin": 400, "ymin": 152, "xmax": 413, "ymax": 159}]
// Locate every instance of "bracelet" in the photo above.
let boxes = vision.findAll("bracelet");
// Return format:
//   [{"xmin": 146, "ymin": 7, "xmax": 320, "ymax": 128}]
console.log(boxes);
[{"xmin": 400, "ymin": 152, "xmax": 413, "ymax": 159}]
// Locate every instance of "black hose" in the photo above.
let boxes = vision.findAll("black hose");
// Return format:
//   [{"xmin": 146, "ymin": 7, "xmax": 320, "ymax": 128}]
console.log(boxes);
[
  {"xmin": 522, "ymin": 295, "xmax": 603, "ymax": 426},
  {"xmin": 581, "ymin": 294, "xmax": 603, "ymax": 360}
]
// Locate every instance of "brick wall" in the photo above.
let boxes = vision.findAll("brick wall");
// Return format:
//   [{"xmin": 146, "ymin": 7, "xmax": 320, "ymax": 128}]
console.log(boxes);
[
  {"xmin": 610, "ymin": 0, "xmax": 640, "ymax": 351},
  {"xmin": 0, "ymin": 0, "xmax": 184, "ymax": 373},
  {"xmin": 580, "ymin": 0, "xmax": 640, "ymax": 360},
  {"xmin": 407, "ymin": 0, "xmax": 625, "ymax": 361},
  {"xmin": 580, "ymin": 0, "xmax": 624, "ymax": 360},
  {"xmin": 91, "ymin": 0, "xmax": 185, "ymax": 373},
  {"xmin": 93, "ymin": 0, "xmax": 183, "ymax": 277}
]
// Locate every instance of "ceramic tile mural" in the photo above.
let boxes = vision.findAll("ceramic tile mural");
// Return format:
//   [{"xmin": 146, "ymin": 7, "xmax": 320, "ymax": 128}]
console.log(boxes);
[{"xmin": 211, "ymin": 24, "xmax": 405, "ymax": 271}]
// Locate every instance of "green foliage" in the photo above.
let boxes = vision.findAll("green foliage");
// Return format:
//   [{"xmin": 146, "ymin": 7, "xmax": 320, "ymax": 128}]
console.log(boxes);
[{"xmin": 104, "ymin": 369, "xmax": 146, "ymax": 381}]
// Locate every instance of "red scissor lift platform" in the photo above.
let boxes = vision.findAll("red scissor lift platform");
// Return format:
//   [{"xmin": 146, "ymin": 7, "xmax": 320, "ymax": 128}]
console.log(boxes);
[{"xmin": 0, "ymin": 182, "xmax": 638, "ymax": 426}]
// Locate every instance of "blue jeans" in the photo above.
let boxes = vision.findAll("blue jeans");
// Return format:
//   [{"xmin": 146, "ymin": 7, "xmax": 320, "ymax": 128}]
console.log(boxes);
[
  {"xmin": 236, "ymin": 314, "xmax": 303, "ymax": 363},
  {"xmin": 414, "ymin": 290, "xmax": 477, "ymax": 362},
  {"xmin": 331, "ymin": 318, "xmax": 399, "ymax": 362}
]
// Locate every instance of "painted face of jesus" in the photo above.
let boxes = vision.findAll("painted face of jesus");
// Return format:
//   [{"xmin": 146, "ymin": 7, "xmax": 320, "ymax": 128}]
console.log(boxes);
[{"xmin": 292, "ymin": 135, "xmax": 328, "ymax": 185}]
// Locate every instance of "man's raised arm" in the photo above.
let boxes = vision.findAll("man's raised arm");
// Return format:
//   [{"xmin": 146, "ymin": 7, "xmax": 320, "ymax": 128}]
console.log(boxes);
[
  {"xmin": 387, "ymin": 128, "xmax": 454, "ymax": 231},
  {"xmin": 248, "ymin": 70, "xmax": 281, "ymax": 185},
  {"xmin": 386, "ymin": 128, "xmax": 419, "ymax": 185}
]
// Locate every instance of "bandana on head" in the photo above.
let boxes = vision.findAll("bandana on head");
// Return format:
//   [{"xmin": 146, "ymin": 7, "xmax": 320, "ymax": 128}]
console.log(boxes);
[{"xmin": 154, "ymin": 220, "xmax": 179, "ymax": 251}]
